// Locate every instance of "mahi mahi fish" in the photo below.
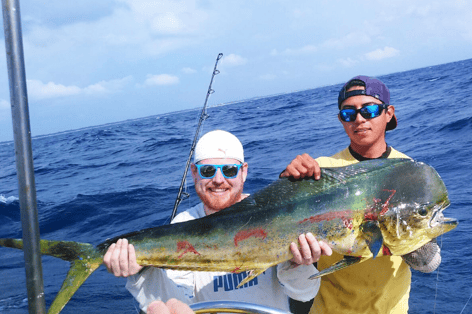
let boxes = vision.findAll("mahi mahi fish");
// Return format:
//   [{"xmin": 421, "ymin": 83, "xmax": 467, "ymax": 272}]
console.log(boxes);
[{"xmin": 0, "ymin": 159, "xmax": 458, "ymax": 314}]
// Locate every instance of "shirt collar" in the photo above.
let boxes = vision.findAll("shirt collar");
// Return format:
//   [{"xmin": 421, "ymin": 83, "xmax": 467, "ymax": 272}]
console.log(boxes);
[{"xmin": 349, "ymin": 145, "xmax": 391, "ymax": 161}]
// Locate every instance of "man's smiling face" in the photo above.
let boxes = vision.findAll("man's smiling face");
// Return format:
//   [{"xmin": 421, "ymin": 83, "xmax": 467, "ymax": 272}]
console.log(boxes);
[{"xmin": 191, "ymin": 157, "xmax": 248, "ymax": 216}]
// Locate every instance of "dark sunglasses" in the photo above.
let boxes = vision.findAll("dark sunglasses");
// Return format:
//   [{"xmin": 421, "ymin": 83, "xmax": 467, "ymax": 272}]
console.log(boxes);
[
  {"xmin": 195, "ymin": 164, "xmax": 242, "ymax": 179},
  {"xmin": 339, "ymin": 103, "xmax": 389, "ymax": 122}
]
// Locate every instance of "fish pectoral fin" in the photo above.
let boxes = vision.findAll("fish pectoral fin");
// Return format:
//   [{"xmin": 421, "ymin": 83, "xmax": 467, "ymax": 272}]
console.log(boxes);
[
  {"xmin": 309, "ymin": 256, "xmax": 366, "ymax": 279},
  {"xmin": 236, "ymin": 268, "xmax": 267, "ymax": 288},
  {"xmin": 361, "ymin": 220, "xmax": 383, "ymax": 258}
]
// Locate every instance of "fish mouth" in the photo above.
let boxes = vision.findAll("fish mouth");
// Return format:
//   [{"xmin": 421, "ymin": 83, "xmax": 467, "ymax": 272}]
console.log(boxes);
[{"xmin": 429, "ymin": 202, "xmax": 458, "ymax": 229}]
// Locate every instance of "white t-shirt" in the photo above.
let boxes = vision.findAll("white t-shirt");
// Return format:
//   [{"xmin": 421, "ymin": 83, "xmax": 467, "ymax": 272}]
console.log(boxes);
[{"xmin": 126, "ymin": 203, "xmax": 320, "ymax": 312}]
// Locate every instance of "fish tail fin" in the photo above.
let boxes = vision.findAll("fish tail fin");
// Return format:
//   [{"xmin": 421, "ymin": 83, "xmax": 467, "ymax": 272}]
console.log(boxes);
[
  {"xmin": 47, "ymin": 257, "xmax": 102, "ymax": 314},
  {"xmin": 0, "ymin": 238, "xmax": 103, "ymax": 314}
]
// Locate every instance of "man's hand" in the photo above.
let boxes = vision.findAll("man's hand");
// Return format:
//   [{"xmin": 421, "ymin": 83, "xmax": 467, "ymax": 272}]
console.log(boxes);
[
  {"xmin": 147, "ymin": 299, "xmax": 194, "ymax": 314},
  {"xmin": 280, "ymin": 153, "xmax": 321, "ymax": 180},
  {"xmin": 103, "ymin": 238, "xmax": 143, "ymax": 277},
  {"xmin": 290, "ymin": 233, "xmax": 332, "ymax": 265}
]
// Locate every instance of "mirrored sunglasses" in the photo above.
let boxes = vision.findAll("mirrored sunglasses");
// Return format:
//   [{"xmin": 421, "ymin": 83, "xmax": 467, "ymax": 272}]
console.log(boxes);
[{"xmin": 339, "ymin": 103, "xmax": 389, "ymax": 122}]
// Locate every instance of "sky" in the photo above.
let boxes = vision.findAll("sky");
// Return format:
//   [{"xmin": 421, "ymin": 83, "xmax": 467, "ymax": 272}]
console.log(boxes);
[{"xmin": 1, "ymin": 0, "xmax": 472, "ymax": 142}]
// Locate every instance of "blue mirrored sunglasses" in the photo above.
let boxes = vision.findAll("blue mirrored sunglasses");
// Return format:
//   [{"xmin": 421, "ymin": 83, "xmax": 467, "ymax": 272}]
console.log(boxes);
[
  {"xmin": 196, "ymin": 164, "xmax": 242, "ymax": 179},
  {"xmin": 339, "ymin": 103, "xmax": 389, "ymax": 122}
]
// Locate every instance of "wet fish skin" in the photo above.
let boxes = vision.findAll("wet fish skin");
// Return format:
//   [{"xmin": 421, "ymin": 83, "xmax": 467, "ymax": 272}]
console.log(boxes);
[{"xmin": 0, "ymin": 158, "xmax": 458, "ymax": 313}]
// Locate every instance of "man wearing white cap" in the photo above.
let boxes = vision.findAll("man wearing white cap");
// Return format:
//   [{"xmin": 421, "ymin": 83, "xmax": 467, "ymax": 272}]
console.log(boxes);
[{"xmin": 104, "ymin": 130, "xmax": 326, "ymax": 313}]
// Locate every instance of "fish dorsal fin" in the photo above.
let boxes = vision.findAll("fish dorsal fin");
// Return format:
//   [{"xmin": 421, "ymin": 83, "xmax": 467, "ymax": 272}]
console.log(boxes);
[
  {"xmin": 236, "ymin": 268, "xmax": 268, "ymax": 288},
  {"xmin": 245, "ymin": 175, "xmax": 345, "ymax": 210},
  {"xmin": 309, "ymin": 256, "xmax": 366, "ymax": 279},
  {"xmin": 320, "ymin": 164, "xmax": 372, "ymax": 184},
  {"xmin": 228, "ymin": 162, "xmax": 377, "ymax": 210},
  {"xmin": 361, "ymin": 220, "xmax": 384, "ymax": 258},
  {"xmin": 320, "ymin": 168, "xmax": 350, "ymax": 184},
  {"xmin": 220, "ymin": 159, "xmax": 412, "ymax": 214},
  {"xmin": 322, "ymin": 158, "xmax": 410, "ymax": 181}
]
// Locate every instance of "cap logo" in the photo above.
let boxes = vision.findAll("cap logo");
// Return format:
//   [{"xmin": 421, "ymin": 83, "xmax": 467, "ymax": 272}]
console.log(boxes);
[{"xmin": 218, "ymin": 148, "xmax": 227, "ymax": 155}]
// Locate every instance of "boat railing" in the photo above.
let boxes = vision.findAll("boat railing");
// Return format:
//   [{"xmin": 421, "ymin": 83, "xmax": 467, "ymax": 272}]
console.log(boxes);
[{"xmin": 190, "ymin": 301, "xmax": 291, "ymax": 314}]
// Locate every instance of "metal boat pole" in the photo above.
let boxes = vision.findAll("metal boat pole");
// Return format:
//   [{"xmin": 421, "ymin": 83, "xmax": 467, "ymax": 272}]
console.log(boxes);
[{"xmin": 1, "ymin": 0, "xmax": 46, "ymax": 313}]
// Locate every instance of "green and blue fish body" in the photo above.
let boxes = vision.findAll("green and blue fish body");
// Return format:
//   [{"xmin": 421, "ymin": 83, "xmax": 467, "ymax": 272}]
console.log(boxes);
[{"xmin": 0, "ymin": 159, "xmax": 458, "ymax": 313}]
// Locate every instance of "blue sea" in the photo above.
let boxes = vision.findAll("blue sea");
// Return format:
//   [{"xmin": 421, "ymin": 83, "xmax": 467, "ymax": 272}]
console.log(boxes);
[{"xmin": 1, "ymin": 58, "xmax": 471, "ymax": 314}]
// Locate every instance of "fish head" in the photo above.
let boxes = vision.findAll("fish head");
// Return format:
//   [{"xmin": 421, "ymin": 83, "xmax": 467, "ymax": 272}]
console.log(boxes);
[{"xmin": 378, "ymin": 161, "xmax": 458, "ymax": 256}]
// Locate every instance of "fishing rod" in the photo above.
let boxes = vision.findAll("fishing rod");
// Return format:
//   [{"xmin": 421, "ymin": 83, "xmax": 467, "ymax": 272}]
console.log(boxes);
[{"xmin": 169, "ymin": 53, "xmax": 223, "ymax": 223}]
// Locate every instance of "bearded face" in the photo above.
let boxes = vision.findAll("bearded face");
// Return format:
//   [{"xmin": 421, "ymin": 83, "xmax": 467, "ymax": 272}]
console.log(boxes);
[{"xmin": 191, "ymin": 158, "xmax": 248, "ymax": 216}]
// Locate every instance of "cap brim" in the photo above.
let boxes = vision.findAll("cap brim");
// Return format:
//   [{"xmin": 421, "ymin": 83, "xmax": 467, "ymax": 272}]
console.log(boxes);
[{"xmin": 386, "ymin": 114, "xmax": 397, "ymax": 131}]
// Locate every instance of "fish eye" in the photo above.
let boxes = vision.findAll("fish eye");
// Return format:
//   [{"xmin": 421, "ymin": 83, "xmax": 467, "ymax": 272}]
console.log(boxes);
[{"xmin": 418, "ymin": 208, "xmax": 428, "ymax": 216}]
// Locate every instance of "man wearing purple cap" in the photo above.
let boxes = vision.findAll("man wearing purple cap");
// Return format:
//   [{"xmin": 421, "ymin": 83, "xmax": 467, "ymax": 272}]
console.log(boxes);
[{"xmin": 281, "ymin": 76, "xmax": 441, "ymax": 313}]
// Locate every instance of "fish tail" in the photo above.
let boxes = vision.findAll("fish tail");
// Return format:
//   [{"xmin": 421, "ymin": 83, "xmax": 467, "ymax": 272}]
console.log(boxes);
[{"xmin": 0, "ymin": 238, "xmax": 103, "ymax": 314}]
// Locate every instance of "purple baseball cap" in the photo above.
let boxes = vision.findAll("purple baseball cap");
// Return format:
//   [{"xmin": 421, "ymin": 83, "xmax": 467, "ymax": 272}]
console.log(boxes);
[{"xmin": 338, "ymin": 75, "xmax": 397, "ymax": 131}]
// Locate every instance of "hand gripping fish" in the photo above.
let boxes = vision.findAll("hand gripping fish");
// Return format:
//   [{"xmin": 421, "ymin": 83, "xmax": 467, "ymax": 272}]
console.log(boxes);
[{"xmin": 0, "ymin": 159, "xmax": 458, "ymax": 314}]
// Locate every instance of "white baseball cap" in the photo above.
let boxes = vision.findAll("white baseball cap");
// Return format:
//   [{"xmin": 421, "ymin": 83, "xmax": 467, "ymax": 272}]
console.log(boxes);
[{"xmin": 194, "ymin": 130, "xmax": 244, "ymax": 163}]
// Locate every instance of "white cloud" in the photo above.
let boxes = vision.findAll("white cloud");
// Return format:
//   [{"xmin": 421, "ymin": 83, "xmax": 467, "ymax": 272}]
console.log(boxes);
[
  {"xmin": 375, "ymin": 1, "xmax": 472, "ymax": 42},
  {"xmin": 20, "ymin": 0, "xmax": 214, "ymax": 72},
  {"xmin": 338, "ymin": 57, "xmax": 359, "ymax": 67},
  {"xmin": 259, "ymin": 74, "xmax": 277, "ymax": 80},
  {"xmin": 26, "ymin": 76, "xmax": 133, "ymax": 100},
  {"xmin": 404, "ymin": 4, "xmax": 434, "ymax": 17},
  {"xmin": 182, "ymin": 67, "xmax": 197, "ymax": 74},
  {"xmin": 83, "ymin": 83, "xmax": 107, "ymax": 94},
  {"xmin": 296, "ymin": 45, "xmax": 318, "ymax": 55},
  {"xmin": 365, "ymin": 47, "xmax": 400, "ymax": 61},
  {"xmin": 221, "ymin": 54, "xmax": 247, "ymax": 67},
  {"xmin": 271, "ymin": 32, "xmax": 371, "ymax": 58},
  {"xmin": 144, "ymin": 74, "xmax": 179, "ymax": 86},
  {"xmin": 271, "ymin": 44, "xmax": 318, "ymax": 56},
  {"xmin": 84, "ymin": 76, "xmax": 133, "ymax": 94},
  {"xmin": 315, "ymin": 63, "xmax": 335, "ymax": 72},
  {"xmin": 321, "ymin": 32, "xmax": 371, "ymax": 50},
  {"xmin": 27, "ymin": 80, "xmax": 81, "ymax": 99},
  {"xmin": 121, "ymin": 0, "xmax": 210, "ymax": 36},
  {"xmin": 149, "ymin": 12, "xmax": 185, "ymax": 34}
]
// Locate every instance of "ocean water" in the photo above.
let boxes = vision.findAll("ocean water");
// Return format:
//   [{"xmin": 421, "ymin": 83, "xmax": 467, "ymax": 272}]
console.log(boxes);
[{"xmin": 1, "ymin": 58, "xmax": 471, "ymax": 313}]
